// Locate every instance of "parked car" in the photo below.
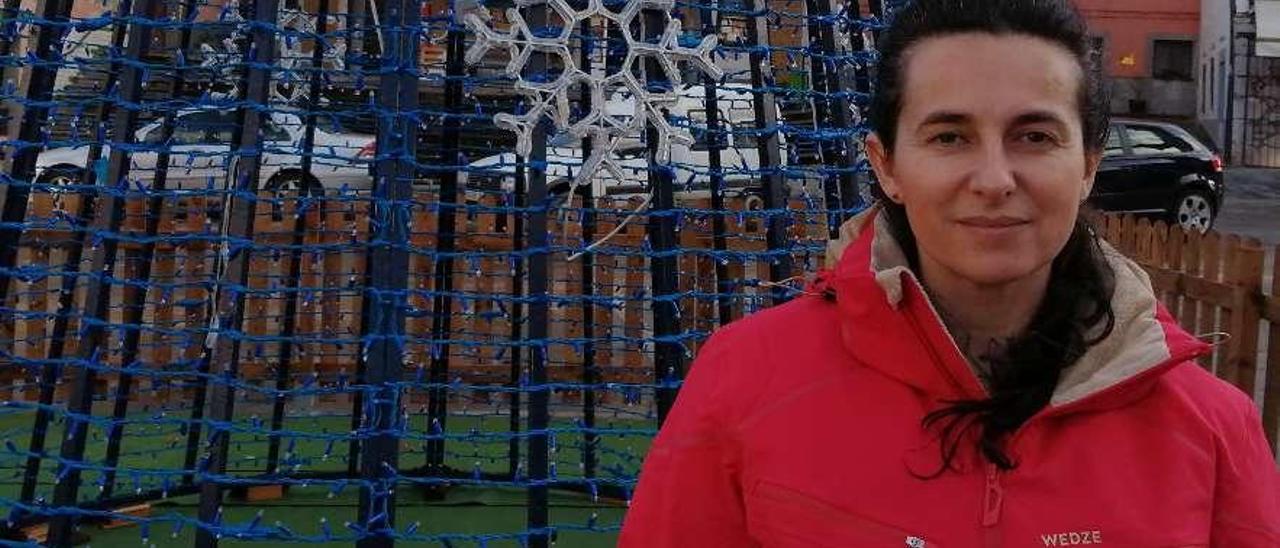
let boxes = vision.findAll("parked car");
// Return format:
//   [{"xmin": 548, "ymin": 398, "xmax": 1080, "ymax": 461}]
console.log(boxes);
[
  {"xmin": 460, "ymin": 83, "xmax": 793, "ymax": 203},
  {"xmin": 34, "ymin": 108, "xmax": 377, "ymax": 195},
  {"xmin": 1091, "ymin": 119, "xmax": 1225, "ymax": 233}
]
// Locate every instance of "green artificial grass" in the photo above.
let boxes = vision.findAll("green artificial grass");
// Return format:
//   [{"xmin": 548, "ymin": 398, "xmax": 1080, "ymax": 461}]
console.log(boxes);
[
  {"xmin": 0, "ymin": 403, "xmax": 651, "ymax": 546},
  {"xmin": 82, "ymin": 484, "xmax": 626, "ymax": 547}
]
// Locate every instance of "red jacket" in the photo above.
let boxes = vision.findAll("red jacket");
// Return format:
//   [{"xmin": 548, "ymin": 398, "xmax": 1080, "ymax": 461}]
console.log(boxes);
[{"xmin": 620, "ymin": 210, "xmax": 1280, "ymax": 547}]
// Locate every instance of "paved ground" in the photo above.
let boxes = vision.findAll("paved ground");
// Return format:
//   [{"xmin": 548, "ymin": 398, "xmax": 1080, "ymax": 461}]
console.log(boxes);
[{"xmin": 1219, "ymin": 167, "xmax": 1280, "ymax": 247}]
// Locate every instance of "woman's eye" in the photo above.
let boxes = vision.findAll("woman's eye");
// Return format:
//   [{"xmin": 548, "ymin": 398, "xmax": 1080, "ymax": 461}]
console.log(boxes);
[
  {"xmin": 930, "ymin": 132, "xmax": 964, "ymax": 145},
  {"xmin": 1021, "ymin": 131, "xmax": 1057, "ymax": 145}
]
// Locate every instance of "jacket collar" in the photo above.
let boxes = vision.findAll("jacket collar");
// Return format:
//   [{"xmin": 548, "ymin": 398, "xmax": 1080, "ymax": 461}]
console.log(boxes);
[{"xmin": 823, "ymin": 207, "xmax": 1210, "ymax": 412}]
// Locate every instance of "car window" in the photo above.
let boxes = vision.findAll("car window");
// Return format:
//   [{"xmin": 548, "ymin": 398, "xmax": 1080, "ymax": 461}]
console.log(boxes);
[
  {"xmin": 138, "ymin": 125, "xmax": 163, "ymax": 145},
  {"xmin": 263, "ymin": 118, "xmax": 292, "ymax": 143},
  {"xmin": 204, "ymin": 111, "xmax": 239, "ymax": 144},
  {"xmin": 1104, "ymin": 126, "xmax": 1126, "ymax": 157},
  {"xmin": 1126, "ymin": 125, "xmax": 1195, "ymax": 155},
  {"xmin": 170, "ymin": 113, "xmax": 215, "ymax": 145}
]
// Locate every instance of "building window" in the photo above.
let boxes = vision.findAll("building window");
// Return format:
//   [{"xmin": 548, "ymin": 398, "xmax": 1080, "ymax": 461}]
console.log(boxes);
[{"xmin": 1152, "ymin": 39, "xmax": 1194, "ymax": 81}]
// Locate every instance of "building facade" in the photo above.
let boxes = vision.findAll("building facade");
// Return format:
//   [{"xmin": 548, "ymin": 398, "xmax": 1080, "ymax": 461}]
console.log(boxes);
[
  {"xmin": 1078, "ymin": 0, "xmax": 1201, "ymax": 118},
  {"xmin": 1201, "ymin": 0, "xmax": 1280, "ymax": 167}
]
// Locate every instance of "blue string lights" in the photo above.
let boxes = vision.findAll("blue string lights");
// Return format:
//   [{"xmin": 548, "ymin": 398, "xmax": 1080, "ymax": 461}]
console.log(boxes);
[{"xmin": 0, "ymin": 0, "xmax": 888, "ymax": 543}]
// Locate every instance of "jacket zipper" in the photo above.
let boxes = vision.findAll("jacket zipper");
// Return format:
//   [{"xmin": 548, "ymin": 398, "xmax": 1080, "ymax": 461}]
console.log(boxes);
[
  {"xmin": 901, "ymin": 278, "xmax": 1208, "ymax": 546},
  {"xmin": 904, "ymin": 304, "xmax": 1005, "ymax": 543},
  {"xmin": 982, "ymin": 462, "xmax": 1004, "ymax": 526},
  {"xmin": 903, "ymin": 306, "xmax": 976, "ymax": 400}
]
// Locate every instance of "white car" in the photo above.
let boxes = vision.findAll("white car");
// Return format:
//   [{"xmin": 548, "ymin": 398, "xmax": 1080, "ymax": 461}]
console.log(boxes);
[
  {"xmin": 461, "ymin": 84, "xmax": 790, "ymax": 201},
  {"xmin": 35, "ymin": 108, "xmax": 377, "ymax": 195}
]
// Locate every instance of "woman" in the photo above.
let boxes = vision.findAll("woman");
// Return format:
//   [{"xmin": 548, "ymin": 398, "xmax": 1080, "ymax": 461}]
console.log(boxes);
[{"xmin": 618, "ymin": 0, "xmax": 1280, "ymax": 546}]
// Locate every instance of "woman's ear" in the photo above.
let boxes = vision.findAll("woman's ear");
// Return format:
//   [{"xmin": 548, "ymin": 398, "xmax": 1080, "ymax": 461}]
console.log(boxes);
[{"xmin": 866, "ymin": 133, "xmax": 901, "ymax": 203}]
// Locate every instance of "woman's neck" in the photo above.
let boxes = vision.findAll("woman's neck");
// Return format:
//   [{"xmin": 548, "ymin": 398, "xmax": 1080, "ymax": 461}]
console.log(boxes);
[{"xmin": 917, "ymin": 254, "xmax": 1052, "ymax": 360}]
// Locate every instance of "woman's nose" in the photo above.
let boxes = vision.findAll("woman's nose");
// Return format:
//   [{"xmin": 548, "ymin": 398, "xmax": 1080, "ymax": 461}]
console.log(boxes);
[{"xmin": 968, "ymin": 144, "xmax": 1017, "ymax": 198}]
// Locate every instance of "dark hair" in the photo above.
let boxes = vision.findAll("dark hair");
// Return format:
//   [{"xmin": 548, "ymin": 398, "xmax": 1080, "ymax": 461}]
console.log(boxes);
[{"xmin": 867, "ymin": 0, "xmax": 1117, "ymax": 474}]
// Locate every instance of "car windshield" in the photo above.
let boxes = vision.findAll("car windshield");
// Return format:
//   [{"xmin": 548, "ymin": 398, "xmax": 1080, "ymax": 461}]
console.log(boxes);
[{"xmin": 549, "ymin": 133, "xmax": 580, "ymax": 147}]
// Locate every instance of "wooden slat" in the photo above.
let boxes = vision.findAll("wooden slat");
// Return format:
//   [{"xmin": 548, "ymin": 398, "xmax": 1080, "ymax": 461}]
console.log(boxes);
[
  {"xmin": 1180, "ymin": 228, "xmax": 1202, "ymax": 339},
  {"xmin": 1222, "ymin": 236, "xmax": 1263, "ymax": 390},
  {"xmin": 591, "ymin": 206, "xmax": 617, "ymax": 374},
  {"xmin": 148, "ymin": 243, "xmax": 176, "ymax": 401},
  {"xmin": 1200, "ymin": 232, "xmax": 1223, "ymax": 370},
  {"xmin": 1135, "ymin": 217, "xmax": 1151, "ymax": 262},
  {"xmin": 1264, "ymin": 242, "xmax": 1280, "ymax": 453}
]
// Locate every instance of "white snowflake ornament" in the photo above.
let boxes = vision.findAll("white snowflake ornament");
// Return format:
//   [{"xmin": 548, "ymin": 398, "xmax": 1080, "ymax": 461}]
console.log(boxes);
[{"xmin": 464, "ymin": 0, "xmax": 723, "ymax": 186}]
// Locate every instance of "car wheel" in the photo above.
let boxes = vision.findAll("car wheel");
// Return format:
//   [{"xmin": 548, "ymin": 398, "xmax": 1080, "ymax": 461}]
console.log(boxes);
[
  {"xmin": 265, "ymin": 173, "xmax": 323, "ymax": 197},
  {"xmin": 1172, "ymin": 189, "xmax": 1215, "ymax": 234},
  {"xmin": 38, "ymin": 166, "xmax": 82, "ymax": 187},
  {"xmin": 265, "ymin": 173, "xmax": 322, "ymax": 220}
]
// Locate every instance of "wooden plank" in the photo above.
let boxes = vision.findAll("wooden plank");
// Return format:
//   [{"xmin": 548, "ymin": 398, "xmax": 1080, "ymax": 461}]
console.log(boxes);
[
  {"xmin": 1142, "ymin": 267, "xmax": 1237, "ymax": 309},
  {"xmin": 1180, "ymin": 229, "xmax": 1203, "ymax": 364},
  {"xmin": 1119, "ymin": 214, "xmax": 1137, "ymax": 255},
  {"xmin": 407, "ymin": 199, "xmax": 438, "ymax": 374},
  {"xmin": 1199, "ymin": 232, "xmax": 1223, "ymax": 370},
  {"xmin": 478, "ymin": 255, "xmax": 504, "ymax": 370},
  {"xmin": 592, "ymin": 205, "xmax": 617, "ymax": 374},
  {"xmin": 320, "ymin": 202, "xmax": 348, "ymax": 375},
  {"xmin": 1264, "ymin": 242, "xmax": 1280, "ymax": 453},
  {"xmin": 100, "ymin": 503, "xmax": 153, "ymax": 530},
  {"xmin": 1161, "ymin": 221, "xmax": 1184, "ymax": 316},
  {"xmin": 1221, "ymin": 235, "xmax": 1262, "ymax": 390},
  {"xmin": 1134, "ymin": 217, "xmax": 1151, "ymax": 262}
]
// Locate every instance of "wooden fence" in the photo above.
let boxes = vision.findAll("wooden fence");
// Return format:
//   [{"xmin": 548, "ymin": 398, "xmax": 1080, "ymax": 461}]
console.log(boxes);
[
  {"xmin": 1099, "ymin": 214, "xmax": 1280, "ymax": 452},
  {"xmin": 0, "ymin": 190, "xmax": 831, "ymax": 407}
]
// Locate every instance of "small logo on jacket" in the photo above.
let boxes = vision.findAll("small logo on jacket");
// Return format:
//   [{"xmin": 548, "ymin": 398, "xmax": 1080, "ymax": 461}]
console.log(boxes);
[{"xmin": 1041, "ymin": 530, "xmax": 1102, "ymax": 546}]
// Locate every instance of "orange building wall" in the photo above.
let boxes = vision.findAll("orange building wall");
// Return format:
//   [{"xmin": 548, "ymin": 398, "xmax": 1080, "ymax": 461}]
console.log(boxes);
[{"xmin": 1076, "ymin": 0, "xmax": 1199, "ymax": 78}]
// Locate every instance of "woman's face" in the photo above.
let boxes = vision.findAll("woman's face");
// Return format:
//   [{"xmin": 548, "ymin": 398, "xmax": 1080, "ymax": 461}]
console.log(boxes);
[{"xmin": 867, "ymin": 33, "xmax": 1100, "ymax": 288}]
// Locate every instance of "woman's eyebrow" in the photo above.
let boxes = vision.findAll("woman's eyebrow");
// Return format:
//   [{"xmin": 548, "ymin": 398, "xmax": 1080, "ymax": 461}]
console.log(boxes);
[
  {"xmin": 916, "ymin": 111, "xmax": 970, "ymax": 129},
  {"xmin": 1011, "ymin": 110, "xmax": 1068, "ymax": 128}
]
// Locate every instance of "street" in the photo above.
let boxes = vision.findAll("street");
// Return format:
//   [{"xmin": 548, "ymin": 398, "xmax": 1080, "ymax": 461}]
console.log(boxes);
[{"xmin": 1219, "ymin": 167, "xmax": 1280, "ymax": 247}]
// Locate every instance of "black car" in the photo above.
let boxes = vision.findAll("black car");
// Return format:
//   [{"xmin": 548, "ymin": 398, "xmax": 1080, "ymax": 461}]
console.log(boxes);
[{"xmin": 1091, "ymin": 119, "xmax": 1225, "ymax": 233}]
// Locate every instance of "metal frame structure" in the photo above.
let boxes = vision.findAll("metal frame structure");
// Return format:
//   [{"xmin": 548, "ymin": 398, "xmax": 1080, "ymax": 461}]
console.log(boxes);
[{"xmin": 0, "ymin": 0, "xmax": 885, "ymax": 544}]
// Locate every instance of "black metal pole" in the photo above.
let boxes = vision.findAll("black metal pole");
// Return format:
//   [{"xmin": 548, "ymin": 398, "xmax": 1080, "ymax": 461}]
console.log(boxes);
[
  {"xmin": 170, "ymin": 0, "xmax": 225, "ymax": 485},
  {"xmin": 264, "ymin": 0, "xmax": 331, "ymax": 478},
  {"xmin": 1223, "ymin": 6, "xmax": 1236, "ymax": 164},
  {"xmin": 522, "ymin": 6, "xmax": 551, "ymax": 546},
  {"xmin": 0, "ymin": 0, "xmax": 74, "ymax": 334},
  {"xmin": 345, "ymin": 0, "xmax": 375, "ymax": 480},
  {"xmin": 43, "ymin": 0, "xmax": 159, "ymax": 541},
  {"xmin": 190, "ymin": 0, "xmax": 282, "ymax": 541},
  {"xmin": 507, "ymin": 158, "xmax": 525, "ymax": 480},
  {"xmin": 98, "ymin": 0, "xmax": 210, "ymax": 502},
  {"xmin": 19, "ymin": 0, "xmax": 136, "ymax": 506},
  {"xmin": 806, "ymin": 0, "xmax": 863, "ymax": 237},
  {"xmin": 744, "ymin": 0, "xmax": 792, "ymax": 305},
  {"xmin": 573, "ymin": 2, "xmax": 598, "ymax": 482},
  {"xmin": 353, "ymin": 0, "xmax": 418, "ymax": 540},
  {"xmin": 424, "ymin": 0, "xmax": 465, "ymax": 479},
  {"xmin": 641, "ymin": 9, "xmax": 684, "ymax": 426},
  {"xmin": 698, "ymin": 0, "xmax": 733, "ymax": 326}
]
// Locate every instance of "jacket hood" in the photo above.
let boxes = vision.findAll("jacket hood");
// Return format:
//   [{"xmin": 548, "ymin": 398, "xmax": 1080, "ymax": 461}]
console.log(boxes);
[{"xmin": 823, "ymin": 207, "xmax": 1210, "ymax": 411}]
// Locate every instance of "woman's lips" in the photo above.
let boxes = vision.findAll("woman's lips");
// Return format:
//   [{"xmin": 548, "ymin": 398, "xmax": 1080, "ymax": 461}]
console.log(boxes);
[
  {"xmin": 956, "ymin": 217, "xmax": 1031, "ymax": 236},
  {"xmin": 956, "ymin": 216, "xmax": 1031, "ymax": 228}
]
